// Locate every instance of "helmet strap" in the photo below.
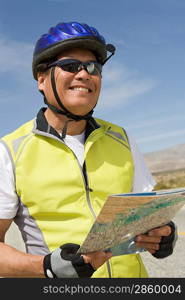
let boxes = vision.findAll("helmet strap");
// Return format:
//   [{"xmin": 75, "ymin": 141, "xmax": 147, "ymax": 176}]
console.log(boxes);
[
  {"xmin": 43, "ymin": 96, "xmax": 68, "ymax": 115},
  {"xmin": 50, "ymin": 67, "xmax": 75, "ymax": 118}
]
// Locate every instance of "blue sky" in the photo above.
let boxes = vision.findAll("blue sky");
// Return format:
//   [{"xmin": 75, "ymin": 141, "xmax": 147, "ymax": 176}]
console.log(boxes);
[{"xmin": 0, "ymin": 0, "xmax": 185, "ymax": 153}]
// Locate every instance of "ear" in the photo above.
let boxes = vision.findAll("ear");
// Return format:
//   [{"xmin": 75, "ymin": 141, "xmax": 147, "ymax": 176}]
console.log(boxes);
[{"xmin": 37, "ymin": 72, "xmax": 47, "ymax": 92}]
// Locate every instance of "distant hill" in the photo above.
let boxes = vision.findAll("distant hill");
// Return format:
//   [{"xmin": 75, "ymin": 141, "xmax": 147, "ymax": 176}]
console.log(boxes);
[{"xmin": 144, "ymin": 144, "xmax": 185, "ymax": 173}]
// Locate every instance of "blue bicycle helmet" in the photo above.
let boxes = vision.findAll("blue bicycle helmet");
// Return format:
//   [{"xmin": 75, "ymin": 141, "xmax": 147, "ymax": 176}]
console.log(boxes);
[
  {"xmin": 32, "ymin": 21, "xmax": 116, "ymax": 138},
  {"xmin": 32, "ymin": 21, "xmax": 115, "ymax": 80}
]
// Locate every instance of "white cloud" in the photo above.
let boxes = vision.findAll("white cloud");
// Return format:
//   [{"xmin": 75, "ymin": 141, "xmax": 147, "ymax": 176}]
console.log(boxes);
[
  {"xmin": 0, "ymin": 37, "xmax": 157, "ymax": 112},
  {"xmin": 0, "ymin": 36, "xmax": 36, "ymax": 106},
  {"xmin": 138, "ymin": 128, "xmax": 185, "ymax": 143},
  {"xmin": 102, "ymin": 63, "xmax": 136, "ymax": 83},
  {"xmin": 47, "ymin": 0, "xmax": 71, "ymax": 2},
  {"xmin": 127, "ymin": 113, "xmax": 185, "ymax": 130},
  {"xmin": 98, "ymin": 62, "xmax": 157, "ymax": 110},
  {"xmin": 114, "ymin": 39, "xmax": 126, "ymax": 47},
  {"xmin": 0, "ymin": 37, "xmax": 33, "ymax": 74}
]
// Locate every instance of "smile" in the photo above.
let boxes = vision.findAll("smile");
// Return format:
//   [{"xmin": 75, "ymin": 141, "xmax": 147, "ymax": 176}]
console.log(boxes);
[{"xmin": 69, "ymin": 87, "xmax": 92, "ymax": 93}]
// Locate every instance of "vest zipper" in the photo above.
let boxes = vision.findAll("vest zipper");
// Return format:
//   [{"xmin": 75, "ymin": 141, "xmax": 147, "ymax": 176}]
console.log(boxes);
[
  {"xmin": 84, "ymin": 173, "xmax": 112, "ymax": 278},
  {"xmin": 80, "ymin": 161, "xmax": 112, "ymax": 278},
  {"xmin": 33, "ymin": 130, "xmax": 112, "ymax": 277},
  {"xmin": 71, "ymin": 157, "xmax": 111, "ymax": 278}
]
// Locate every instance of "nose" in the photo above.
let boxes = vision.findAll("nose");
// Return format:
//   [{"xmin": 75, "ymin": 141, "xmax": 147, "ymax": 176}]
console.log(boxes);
[{"xmin": 74, "ymin": 67, "xmax": 91, "ymax": 81}]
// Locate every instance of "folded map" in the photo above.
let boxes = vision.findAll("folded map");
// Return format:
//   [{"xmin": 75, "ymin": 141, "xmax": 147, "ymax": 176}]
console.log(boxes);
[{"xmin": 78, "ymin": 187, "xmax": 185, "ymax": 256}]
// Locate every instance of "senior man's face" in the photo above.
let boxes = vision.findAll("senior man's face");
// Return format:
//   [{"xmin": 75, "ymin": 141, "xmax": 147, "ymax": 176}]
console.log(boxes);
[{"xmin": 38, "ymin": 48, "xmax": 102, "ymax": 116}]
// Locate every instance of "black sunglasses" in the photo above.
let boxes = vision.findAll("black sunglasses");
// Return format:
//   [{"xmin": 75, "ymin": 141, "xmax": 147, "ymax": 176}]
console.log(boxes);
[{"xmin": 47, "ymin": 59, "xmax": 102, "ymax": 75}]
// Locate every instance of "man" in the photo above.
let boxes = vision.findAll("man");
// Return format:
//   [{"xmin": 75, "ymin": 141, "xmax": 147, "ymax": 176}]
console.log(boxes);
[{"xmin": 0, "ymin": 21, "xmax": 176, "ymax": 278}]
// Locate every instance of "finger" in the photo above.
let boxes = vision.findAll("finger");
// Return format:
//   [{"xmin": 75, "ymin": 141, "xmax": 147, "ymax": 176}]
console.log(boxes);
[
  {"xmin": 103, "ymin": 251, "xmax": 113, "ymax": 260},
  {"xmin": 136, "ymin": 234, "xmax": 161, "ymax": 244},
  {"xmin": 148, "ymin": 249, "xmax": 156, "ymax": 254},
  {"xmin": 92, "ymin": 250, "xmax": 112, "ymax": 259},
  {"xmin": 148, "ymin": 225, "xmax": 171, "ymax": 237},
  {"xmin": 83, "ymin": 251, "xmax": 112, "ymax": 269},
  {"xmin": 91, "ymin": 252, "xmax": 112, "ymax": 270},
  {"xmin": 83, "ymin": 251, "xmax": 111, "ymax": 262},
  {"xmin": 136, "ymin": 242, "xmax": 160, "ymax": 251}
]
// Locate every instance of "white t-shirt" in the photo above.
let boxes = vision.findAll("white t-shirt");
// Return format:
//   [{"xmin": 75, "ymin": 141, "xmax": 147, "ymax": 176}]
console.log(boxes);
[{"xmin": 0, "ymin": 131, "xmax": 156, "ymax": 219}]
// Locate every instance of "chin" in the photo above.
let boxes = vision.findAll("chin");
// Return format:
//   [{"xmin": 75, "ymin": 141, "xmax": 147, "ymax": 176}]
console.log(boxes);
[
  {"xmin": 70, "ymin": 109, "xmax": 93, "ymax": 116},
  {"xmin": 67, "ymin": 103, "xmax": 96, "ymax": 116}
]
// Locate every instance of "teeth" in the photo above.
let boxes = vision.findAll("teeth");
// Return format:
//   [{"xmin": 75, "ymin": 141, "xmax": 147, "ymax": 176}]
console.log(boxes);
[{"xmin": 71, "ymin": 87, "xmax": 89, "ymax": 92}]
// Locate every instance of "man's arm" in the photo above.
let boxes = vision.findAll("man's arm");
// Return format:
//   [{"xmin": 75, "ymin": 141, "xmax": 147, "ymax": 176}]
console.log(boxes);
[
  {"xmin": 0, "ymin": 219, "xmax": 44, "ymax": 277},
  {"xmin": 127, "ymin": 134, "xmax": 177, "ymax": 258},
  {"xmin": 0, "ymin": 219, "xmax": 12, "ymax": 242},
  {"xmin": 0, "ymin": 219, "xmax": 112, "ymax": 278}
]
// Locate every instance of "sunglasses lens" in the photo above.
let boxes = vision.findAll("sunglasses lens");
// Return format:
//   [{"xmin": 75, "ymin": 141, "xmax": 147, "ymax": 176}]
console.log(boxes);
[
  {"xmin": 50, "ymin": 60, "xmax": 102, "ymax": 75},
  {"xmin": 60, "ymin": 62, "xmax": 80, "ymax": 73},
  {"xmin": 86, "ymin": 62, "xmax": 95, "ymax": 75},
  {"xmin": 86, "ymin": 62, "xmax": 102, "ymax": 75}
]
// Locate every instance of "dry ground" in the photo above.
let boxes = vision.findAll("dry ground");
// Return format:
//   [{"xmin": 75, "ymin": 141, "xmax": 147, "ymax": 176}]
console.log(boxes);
[{"xmin": 153, "ymin": 168, "xmax": 185, "ymax": 190}]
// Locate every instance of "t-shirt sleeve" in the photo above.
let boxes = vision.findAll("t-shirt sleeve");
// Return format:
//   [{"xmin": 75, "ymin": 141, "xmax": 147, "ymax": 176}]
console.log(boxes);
[
  {"xmin": 126, "ymin": 132, "xmax": 156, "ymax": 193},
  {"xmin": 0, "ymin": 142, "xmax": 19, "ymax": 219}
]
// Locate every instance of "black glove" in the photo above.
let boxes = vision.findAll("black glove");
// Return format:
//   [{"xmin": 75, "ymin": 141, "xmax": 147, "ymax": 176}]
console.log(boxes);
[
  {"xmin": 152, "ymin": 221, "xmax": 177, "ymax": 259},
  {"xmin": 43, "ymin": 243, "xmax": 95, "ymax": 278}
]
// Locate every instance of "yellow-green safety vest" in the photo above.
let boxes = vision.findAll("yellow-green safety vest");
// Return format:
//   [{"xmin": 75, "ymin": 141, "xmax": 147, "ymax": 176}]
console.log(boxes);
[{"xmin": 2, "ymin": 116, "xmax": 148, "ymax": 278}]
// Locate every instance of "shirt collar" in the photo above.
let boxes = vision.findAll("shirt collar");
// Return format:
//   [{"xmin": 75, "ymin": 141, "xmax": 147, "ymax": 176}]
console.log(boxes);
[{"xmin": 35, "ymin": 107, "xmax": 100, "ymax": 141}]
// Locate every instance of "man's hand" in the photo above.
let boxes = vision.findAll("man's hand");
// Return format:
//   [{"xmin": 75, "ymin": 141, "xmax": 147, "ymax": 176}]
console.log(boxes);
[
  {"xmin": 135, "ymin": 221, "xmax": 177, "ymax": 258},
  {"xmin": 43, "ymin": 243, "xmax": 112, "ymax": 278},
  {"xmin": 82, "ymin": 250, "xmax": 112, "ymax": 270}
]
